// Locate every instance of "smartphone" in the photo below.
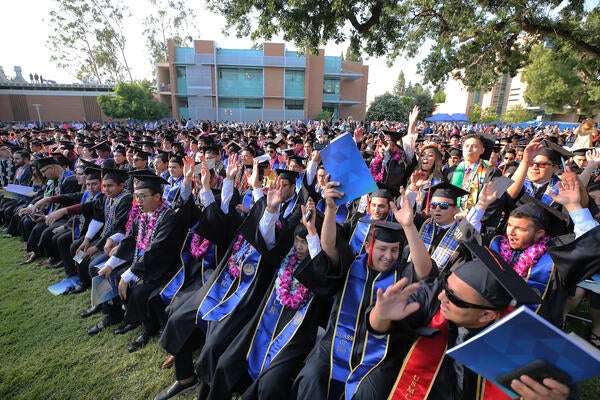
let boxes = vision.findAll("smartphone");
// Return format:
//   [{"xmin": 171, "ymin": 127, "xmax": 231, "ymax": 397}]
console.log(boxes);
[
  {"xmin": 313, "ymin": 142, "xmax": 326, "ymax": 151},
  {"xmin": 378, "ymin": 132, "xmax": 386, "ymax": 143},
  {"xmin": 497, "ymin": 359, "xmax": 571, "ymax": 390},
  {"xmin": 304, "ymin": 209, "xmax": 312, "ymax": 221}
]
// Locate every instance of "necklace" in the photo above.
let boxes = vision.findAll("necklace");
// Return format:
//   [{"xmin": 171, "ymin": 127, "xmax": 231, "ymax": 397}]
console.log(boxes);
[
  {"xmin": 136, "ymin": 200, "xmax": 168, "ymax": 251},
  {"xmin": 499, "ymin": 234, "xmax": 550, "ymax": 277},
  {"xmin": 190, "ymin": 233, "xmax": 211, "ymax": 259},
  {"xmin": 226, "ymin": 234, "xmax": 253, "ymax": 278},
  {"xmin": 370, "ymin": 150, "xmax": 401, "ymax": 182},
  {"xmin": 275, "ymin": 251, "xmax": 310, "ymax": 309}
]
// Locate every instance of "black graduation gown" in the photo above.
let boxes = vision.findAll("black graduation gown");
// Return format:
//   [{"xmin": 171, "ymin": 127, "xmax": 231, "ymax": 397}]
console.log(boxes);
[
  {"xmin": 114, "ymin": 195, "xmax": 195, "ymax": 326},
  {"xmin": 291, "ymin": 235, "xmax": 428, "ymax": 400},
  {"xmin": 194, "ymin": 197, "xmax": 296, "ymax": 390},
  {"xmin": 81, "ymin": 191, "xmax": 133, "ymax": 250}
]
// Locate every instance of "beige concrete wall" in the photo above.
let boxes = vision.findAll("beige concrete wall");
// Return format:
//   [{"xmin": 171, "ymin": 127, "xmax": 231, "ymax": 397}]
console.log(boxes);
[
  {"xmin": 305, "ymin": 49, "xmax": 325, "ymax": 120},
  {"xmin": 264, "ymin": 67, "xmax": 284, "ymax": 98},
  {"xmin": 339, "ymin": 62, "xmax": 368, "ymax": 120},
  {"xmin": 264, "ymin": 98, "xmax": 283, "ymax": 109},
  {"xmin": 264, "ymin": 43, "xmax": 285, "ymax": 56},
  {"xmin": 0, "ymin": 93, "xmax": 108, "ymax": 121},
  {"xmin": 194, "ymin": 40, "xmax": 215, "ymax": 54}
]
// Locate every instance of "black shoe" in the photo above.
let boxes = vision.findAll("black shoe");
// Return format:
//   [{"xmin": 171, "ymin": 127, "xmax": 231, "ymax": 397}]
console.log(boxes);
[
  {"xmin": 48, "ymin": 261, "xmax": 64, "ymax": 269},
  {"xmin": 128, "ymin": 331, "xmax": 150, "ymax": 353},
  {"xmin": 87, "ymin": 318, "xmax": 113, "ymax": 336},
  {"xmin": 80, "ymin": 304, "xmax": 102, "ymax": 319},
  {"xmin": 154, "ymin": 377, "xmax": 198, "ymax": 400},
  {"xmin": 70, "ymin": 284, "xmax": 88, "ymax": 294},
  {"xmin": 114, "ymin": 323, "xmax": 138, "ymax": 335}
]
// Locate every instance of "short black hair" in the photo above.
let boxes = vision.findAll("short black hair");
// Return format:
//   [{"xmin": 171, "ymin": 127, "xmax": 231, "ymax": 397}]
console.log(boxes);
[{"xmin": 293, "ymin": 223, "xmax": 308, "ymax": 240}]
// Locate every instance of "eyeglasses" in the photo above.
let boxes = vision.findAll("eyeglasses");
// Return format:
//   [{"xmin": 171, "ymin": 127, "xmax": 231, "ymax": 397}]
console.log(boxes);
[
  {"xmin": 529, "ymin": 161, "xmax": 555, "ymax": 169},
  {"xmin": 504, "ymin": 157, "xmax": 515, "ymax": 161},
  {"xmin": 429, "ymin": 202, "xmax": 454, "ymax": 210},
  {"xmin": 133, "ymin": 158, "xmax": 143, "ymax": 162},
  {"xmin": 267, "ymin": 150, "xmax": 275, "ymax": 154},
  {"xmin": 442, "ymin": 279, "xmax": 493, "ymax": 310},
  {"xmin": 134, "ymin": 193, "xmax": 153, "ymax": 200}
]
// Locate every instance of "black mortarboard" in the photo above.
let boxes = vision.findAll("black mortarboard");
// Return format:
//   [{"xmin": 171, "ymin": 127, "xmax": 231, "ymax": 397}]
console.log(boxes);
[
  {"xmin": 456, "ymin": 221, "xmax": 542, "ymax": 307},
  {"xmin": 264, "ymin": 141, "xmax": 277, "ymax": 150},
  {"xmin": 360, "ymin": 218, "xmax": 404, "ymax": 243},
  {"xmin": 91, "ymin": 141, "xmax": 111, "ymax": 152},
  {"xmin": 85, "ymin": 167, "xmax": 102, "ymax": 180},
  {"xmin": 513, "ymin": 195, "xmax": 570, "ymax": 236},
  {"xmin": 430, "ymin": 181, "xmax": 469, "ymax": 201},
  {"xmin": 134, "ymin": 150, "xmax": 150, "ymax": 160},
  {"xmin": 570, "ymin": 147, "xmax": 594, "ymax": 156},
  {"xmin": 540, "ymin": 140, "xmax": 572, "ymax": 165},
  {"xmin": 226, "ymin": 141, "xmax": 242, "ymax": 153},
  {"xmin": 168, "ymin": 155, "xmax": 184, "ymax": 166},
  {"xmin": 287, "ymin": 155, "xmax": 306, "ymax": 167},
  {"xmin": 449, "ymin": 147, "xmax": 462, "ymax": 157},
  {"xmin": 128, "ymin": 169, "xmax": 158, "ymax": 179},
  {"xmin": 101, "ymin": 167, "xmax": 128, "ymax": 183},
  {"xmin": 382, "ymin": 129, "xmax": 408, "ymax": 141},
  {"xmin": 36, "ymin": 156, "xmax": 60, "ymax": 169},
  {"xmin": 370, "ymin": 188, "xmax": 394, "ymax": 201},
  {"xmin": 133, "ymin": 173, "xmax": 168, "ymax": 192},
  {"xmin": 275, "ymin": 169, "xmax": 300, "ymax": 182},
  {"xmin": 283, "ymin": 149, "xmax": 295, "ymax": 158}
]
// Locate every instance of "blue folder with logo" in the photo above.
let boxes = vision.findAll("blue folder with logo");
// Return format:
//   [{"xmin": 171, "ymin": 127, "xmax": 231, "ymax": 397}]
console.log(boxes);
[
  {"xmin": 319, "ymin": 132, "xmax": 378, "ymax": 206},
  {"xmin": 446, "ymin": 306, "xmax": 600, "ymax": 397}
]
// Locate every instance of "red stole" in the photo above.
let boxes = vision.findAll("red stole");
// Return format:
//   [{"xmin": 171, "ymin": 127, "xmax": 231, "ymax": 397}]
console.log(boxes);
[{"xmin": 388, "ymin": 309, "xmax": 515, "ymax": 400}]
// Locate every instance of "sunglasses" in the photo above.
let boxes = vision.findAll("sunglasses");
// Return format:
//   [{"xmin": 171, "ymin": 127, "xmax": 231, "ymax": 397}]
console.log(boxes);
[
  {"xmin": 429, "ymin": 202, "xmax": 454, "ymax": 210},
  {"xmin": 529, "ymin": 161, "xmax": 554, "ymax": 169},
  {"xmin": 443, "ymin": 278, "xmax": 493, "ymax": 310}
]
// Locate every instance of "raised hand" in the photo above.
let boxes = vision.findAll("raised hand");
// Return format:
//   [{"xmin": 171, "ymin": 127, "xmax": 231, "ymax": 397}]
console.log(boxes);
[
  {"xmin": 550, "ymin": 176, "xmax": 582, "ymax": 211},
  {"xmin": 586, "ymin": 148, "xmax": 600, "ymax": 166},
  {"xmin": 199, "ymin": 162, "xmax": 211, "ymax": 190},
  {"xmin": 370, "ymin": 277, "xmax": 421, "ymax": 332},
  {"xmin": 408, "ymin": 105, "xmax": 420, "ymax": 130},
  {"xmin": 322, "ymin": 174, "xmax": 344, "ymax": 208},
  {"xmin": 226, "ymin": 153, "xmax": 239, "ymax": 180},
  {"xmin": 409, "ymin": 169, "xmax": 429, "ymax": 191},
  {"xmin": 390, "ymin": 188, "xmax": 414, "ymax": 228},
  {"xmin": 354, "ymin": 127, "xmax": 365, "ymax": 143},
  {"xmin": 475, "ymin": 182, "xmax": 499, "ymax": 210},
  {"xmin": 300, "ymin": 197, "xmax": 317, "ymax": 235},
  {"xmin": 182, "ymin": 156, "xmax": 195, "ymax": 181},
  {"xmin": 266, "ymin": 177, "xmax": 284, "ymax": 213},
  {"xmin": 248, "ymin": 159, "xmax": 261, "ymax": 190},
  {"xmin": 522, "ymin": 138, "xmax": 544, "ymax": 163}
]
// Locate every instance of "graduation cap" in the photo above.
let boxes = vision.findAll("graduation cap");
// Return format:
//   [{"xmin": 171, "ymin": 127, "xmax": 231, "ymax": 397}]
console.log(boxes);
[
  {"xmin": 540, "ymin": 140, "xmax": 573, "ymax": 165},
  {"xmin": 448, "ymin": 147, "xmax": 462, "ymax": 157},
  {"xmin": 203, "ymin": 144, "xmax": 221, "ymax": 155},
  {"xmin": 133, "ymin": 173, "xmax": 168, "ymax": 192},
  {"xmin": 282, "ymin": 148, "xmax": 296, "ymax": 158},
  {"xmin": 226, "ymin": 141, "xmax": 242, "ymax": 153},
  {"xmin": 513, "ymin": 194, "xmax": 570, "ymax": 236},
  {"xmin": 429, "ymin": 181, "xmax": 469, "ymax": 201},
  {"xmin": 168, "ymin": 155, "xmax": 184, "ymax": 166},
  {"xmin": 91, "ymin": 141, "xmax": 111, "ymax": 152},
  {"xmin": 381, "ymin": 129, "xmax": 408, "ymax": 141},
  {"xmin": 370, "ymin": 188, "xmax": 394, "ymax": 201},
  {"xmin": 101, "ymin": 167, "xmax": 128, "ymax": 183},
  {"xmin": 35, "ymin": 156, "xmax": 60, "ymax": 169},
  {"xmin": 275, "ymin": 169, "xmax": 300, "ymax": 182},
  {"xmin": 455, "ymin": 221, "xmax": 542, "ymax": 308},
  {"xmin": 287, "ymin": 155, "xmax": 306, "ymax": 167},
  {"xmin": 264, "ymin": 141, "xmax": 277, "ymax": 150},
  {"xmin": 570, "ymin": 147, "xmax": 594, "ymax": 157},
  {"xmin": 360, "ymin": 218, "xmax": 404, "ymax": 244},
  {"xmin": 134, "ymin": 150, "xmax": 151, "ymax": 160}
]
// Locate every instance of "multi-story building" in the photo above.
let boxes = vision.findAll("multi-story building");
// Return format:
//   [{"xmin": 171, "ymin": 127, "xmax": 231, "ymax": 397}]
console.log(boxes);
[{"xmin": 156, "ymin": 40, "xmax": 369, "ymax": 121}]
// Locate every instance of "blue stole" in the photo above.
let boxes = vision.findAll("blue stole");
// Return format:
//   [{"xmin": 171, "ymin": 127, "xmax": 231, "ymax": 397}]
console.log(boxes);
[
  {"xmin": 160, "ymin": 170, "xmax": 170, "ymax": 180},
  {"xmin": 317, "ymin": 199, "xmax": 349, "ymax": 223},
  {"xmin": 419, "ymin": 219, "xmax": 460, "ymax": 272},
  {"xmin": 246, "ymin": 281, "xmax": 314, "ymax": 379},
  {"xmin": 490, "ymin": 237, "xmax": 554, "ymax": 313},
  {"xmin": 295, "ymin": 173, "xmax": 304, "ymax": 194},
  {"xmin": 163, "ymin": 176, "xmax": 183, "ymax": 206},
  {"xmin": 239, "ymin": 190, "xmax": 254, "ymax": 217},
  {"xmin": 523, "ymin": 175, "xmax": 560, "ymax": 206},
  {"xmin": 15, "ymin": 164, "xmax": 31, "ymax": 185},
  {"xmin": 349, "ymin": 217, "xmax": 371, "ymax": 255},
  {"xmin": 196, "ymin": 239, "xmax": 261, "ymax": 323},
  {"xmin": 330, "ymin": 253, "xmax": 398, "ymax": 399},
  {"xmin": 281, "ymin": 192, "xmax": 298, "ymax": 219}
]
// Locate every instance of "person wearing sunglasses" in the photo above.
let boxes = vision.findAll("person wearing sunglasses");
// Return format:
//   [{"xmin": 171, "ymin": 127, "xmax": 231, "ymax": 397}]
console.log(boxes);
[
  {"xmin": 411, "ymin": 181, "xmax": 470, "ymax": 273},
  {"xmin": 368, "ymin": 237, "xmax": 571, "ymax": 400}
]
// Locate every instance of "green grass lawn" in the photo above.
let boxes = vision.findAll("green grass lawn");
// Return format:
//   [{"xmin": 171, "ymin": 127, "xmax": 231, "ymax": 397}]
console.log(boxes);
[
  {"xmin": 0, "ymin": 237, "xmax": 197, "ymax": 400},
  {"xmin": 0, "ymin": 235, "xmax": 598, "ymax": 399}
]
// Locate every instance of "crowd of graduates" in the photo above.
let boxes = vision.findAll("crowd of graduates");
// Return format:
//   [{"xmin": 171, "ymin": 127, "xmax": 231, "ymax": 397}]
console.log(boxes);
[{"xmin": 0, "ymin": 110, "xmax": 599, "ymax": 400}]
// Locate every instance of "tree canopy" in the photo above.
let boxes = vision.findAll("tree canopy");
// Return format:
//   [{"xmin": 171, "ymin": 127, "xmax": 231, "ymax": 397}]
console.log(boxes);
[
  {"xmin": 206, "ymin": 0, "xmax": 600, "ymax": 90},
  {"xmin": 98, "ymin": 81, "xmax": 169, "ymax": 120},
  {"xmin": 523, "ymin": 44, "xmax": 600, "ymax": 116},
  {"xmin": 500, "ymin": 104, "xmax": 535, "ymax": 124}
]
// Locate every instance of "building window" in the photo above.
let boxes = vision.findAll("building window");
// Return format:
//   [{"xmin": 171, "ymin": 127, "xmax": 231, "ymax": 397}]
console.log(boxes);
[
  {"xmin": 285, "ymin": 100, "xmax": 304, "ymax": 110},
  {"xmin": 176, "ymin": 67, "xmax": 186, "ymax": 79},
  {"xmin": 218, "ymin": 67, "xmax": 263, "ymax": 97},
  {"xmin": 219, "ymin": 98, "xmax": 263, "ymax": 109},
  {"xmin": 177, "ymin": 97, "xmax": 188, "ymax": 108},
  {"xmin": 323, "ymin": 78, "xmax": 340, "ymax": 95},
  {"xmin": 285, "ymin": 69, "xmax": 305, "ymax": 98}
]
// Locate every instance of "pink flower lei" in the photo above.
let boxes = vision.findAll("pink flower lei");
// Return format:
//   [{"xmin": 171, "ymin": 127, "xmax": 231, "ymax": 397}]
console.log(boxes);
[
  {"xmin": 125, "ymin": 202, "xmax": 142, "ymax": 235},
  {"xmin": 499, "ymin": 234, "xmax": 550, "ymax": 277},
  {"xmin": 370, "ymin": 150, "xmax": 401, "ymax": 182},
  {"xmin": 190, "ymin": 233, "xmax": 211, "ymax": 259},
  {"xmin": 275, "ymin": 251, "xmax": 310, "ymax": 309},
  {"xmin": 227, "ymin": 234, "xmax": 248, "ymax": 278},
  {"xmin": 136, "ymin": 200, "xmax": 167, "ymax": 251}
]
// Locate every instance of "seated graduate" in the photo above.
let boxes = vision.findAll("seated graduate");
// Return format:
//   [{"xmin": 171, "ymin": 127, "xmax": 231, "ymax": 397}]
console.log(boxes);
[
  {"xmin": 410, "ymin": 181, "xmax": 471, "ymax": 273},
  {"xmin": 368, "ymin": 233, "xmax": 571, "ymax": 400},
  {"xmin": 85, "ymin": 157, "xmax": 196, "ymax": 351},
  {"xmin": 197, "ymin": 198, "xmax": 326, "ymax": 400},
  {"xmin": 467, "ymin": 175, "xmax": 598, "ymax": 327},
  {"xmin": 291, "ymin": 177, "xmax": 434, "ymax": 400},
  {"xmin": 155, "ymin": 171, "xmax": 301, "ymax": 400}
]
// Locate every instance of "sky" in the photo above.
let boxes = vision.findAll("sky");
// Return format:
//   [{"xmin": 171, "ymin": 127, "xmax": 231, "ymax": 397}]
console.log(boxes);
[{"xmin": 0, "ymin": 0, "xmax": 424, "ymax": 104}]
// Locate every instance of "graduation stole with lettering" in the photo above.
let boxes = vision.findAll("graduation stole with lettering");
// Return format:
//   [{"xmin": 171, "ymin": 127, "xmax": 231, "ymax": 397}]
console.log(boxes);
[
  {"xmin": 419, "ymin": 219, "xmax": 460, "ymax": 272},
  {"xmin": 388, "ymin": 309, "xmax": 513, "ymax": 400},
  {"xmin": 196, "ymin": 237, "xmax": 261, "ymax": 323},
  {"xmin": 522, "ymin": 175, "xmax": 560, "ymax": 206},
  {"xmin": 450, "ymin": 161, "xmax": 488, "ymax": 209},
  {"xmin": 330, "ymin": 255, "xmax": 399, "ymax": 400},
  {"xmin": 246, "ymin": 259, "xmax": 314, "ymax": 379}
]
